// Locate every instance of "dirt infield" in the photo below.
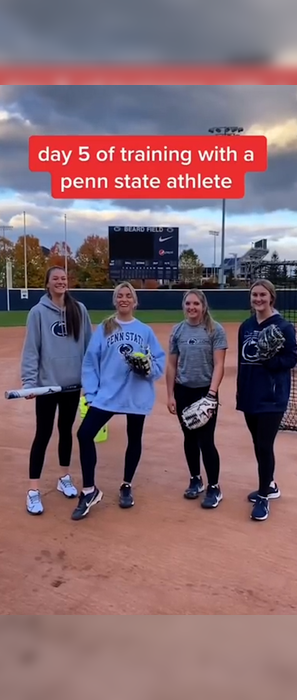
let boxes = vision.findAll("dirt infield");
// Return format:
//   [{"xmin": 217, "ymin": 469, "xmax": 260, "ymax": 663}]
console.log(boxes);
[{"xmin": 1, "ymin": 322, "xmax": 297, "ymax": 615}]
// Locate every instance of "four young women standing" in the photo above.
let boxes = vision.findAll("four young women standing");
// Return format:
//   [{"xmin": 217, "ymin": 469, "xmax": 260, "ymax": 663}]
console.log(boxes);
[{"xmin": 21, "ymin": 270, "xmax": 296, "ymax": 523}]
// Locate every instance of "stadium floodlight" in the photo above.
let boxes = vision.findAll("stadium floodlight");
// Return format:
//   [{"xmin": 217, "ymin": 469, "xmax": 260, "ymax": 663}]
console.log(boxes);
[
  {"xmin": 208, "ymin": 126, "xmax": 244, "ymax": 288},
  {"xmin": 209, "ymin": 230, "xmax": 219, "ymax": 278},
  {"xmin": 208, "ymin": 126, "xmax": 244, "ymax": 136}
]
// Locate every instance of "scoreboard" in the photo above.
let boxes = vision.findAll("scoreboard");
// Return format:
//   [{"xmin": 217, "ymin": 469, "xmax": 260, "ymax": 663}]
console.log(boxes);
[{"xmin": 108, "ymin": 226, "xmax": 179, "ymax": 281}]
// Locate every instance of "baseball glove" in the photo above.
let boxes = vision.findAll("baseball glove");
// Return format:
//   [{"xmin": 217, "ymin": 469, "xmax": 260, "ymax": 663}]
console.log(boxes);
[
  {"xmin": 181, "ymin": 393, "xmax": 218, "ymax": 430},
  {"xmin": 257, "ymin": 324, "xmax": 285, "ymax": 360},
  {"xmin": 125, "ymin": 350, "xmax": 152, "ymax": 377}
]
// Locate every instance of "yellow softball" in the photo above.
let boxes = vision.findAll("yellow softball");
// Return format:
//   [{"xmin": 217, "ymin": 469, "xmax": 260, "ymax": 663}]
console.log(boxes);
[{"xmin": 132, "ymin": 352, "xmax": 146, "ymax": 357}]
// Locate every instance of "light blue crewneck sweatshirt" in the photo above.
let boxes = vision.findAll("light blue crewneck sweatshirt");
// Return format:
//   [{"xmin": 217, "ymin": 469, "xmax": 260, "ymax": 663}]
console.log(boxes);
[{"xmin": 82, "ymin": 318, "xmax": 166, "ymax": 415}]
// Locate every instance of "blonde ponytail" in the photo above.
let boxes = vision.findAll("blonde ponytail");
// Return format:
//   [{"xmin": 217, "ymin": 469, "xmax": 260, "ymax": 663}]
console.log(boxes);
[{"xmin": 102, "ymin": 314, "xmax": 121, "ymax": 336}]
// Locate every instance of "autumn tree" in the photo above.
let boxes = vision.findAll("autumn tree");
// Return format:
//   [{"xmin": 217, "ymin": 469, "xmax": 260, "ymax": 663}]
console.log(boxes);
[
  {"xmin": 179, "ymin": 248, "xmax": 198, "ymax": 268},
  {"xmin": 179, "ymin": 248, "xmax": 203, "ymax": 285},
  {"xmin": 0, "ymin": 235, "xmax": 15, "ymax": 288},
  {"xmin": 46, "ymin": 241, "xmax": 78, "ymax": 287},
  {"xmin": 13, "ymin": 235, "xmax": 47, "ymax": 288},
  {"xmin": 75, "ymin": 235, "xmax": 110, "ymax": 288}
]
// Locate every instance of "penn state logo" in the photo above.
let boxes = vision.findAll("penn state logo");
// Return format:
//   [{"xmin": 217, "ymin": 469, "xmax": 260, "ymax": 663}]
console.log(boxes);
[
  {"xmin": 242, "ymin": 332, "xmax": 260, "ymax": 362},
  {"xmin": 187, "ymin": 337, "xmax": 198, "ymax": 345},
  {"xmin": 118, "ymin": 343, "xmax": 133, "ymax": 356},
  {"xmin": 51, "ymin": 321, "xmax": 67, "ymax": 337}
]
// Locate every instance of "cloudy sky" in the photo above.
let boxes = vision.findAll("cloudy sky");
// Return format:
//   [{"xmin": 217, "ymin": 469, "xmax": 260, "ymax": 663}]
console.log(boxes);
[
  {"xmin": 1, "ymin": 85, "xmax": 297, "ymax": 265},
  {"xmin": 1, "ymin": 0, "xmax": 297, "ymax": 64}
]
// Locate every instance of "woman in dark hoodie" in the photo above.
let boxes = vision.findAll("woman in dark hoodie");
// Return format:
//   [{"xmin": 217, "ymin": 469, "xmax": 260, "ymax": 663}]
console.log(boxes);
[
  {"xmin": 236, "ymin": 279, "xmax": 297, "ymax": 522},
  {"xmin": 21, "ymin": 266, "xmax": 92, "ymax": 515}
]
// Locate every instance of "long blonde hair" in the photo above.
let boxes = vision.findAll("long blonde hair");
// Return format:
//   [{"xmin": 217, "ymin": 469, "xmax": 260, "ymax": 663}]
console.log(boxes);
[
  {"xmin": 102, "ymin": 282, "xmax": 138, "ymax": 336},
  {"xmin": 250, "ymin": 279, "xmax": 277, "ymax": 309},
  {"xmin": 182, "ymin": 288, "xmax": 215, "ymax": 334}
]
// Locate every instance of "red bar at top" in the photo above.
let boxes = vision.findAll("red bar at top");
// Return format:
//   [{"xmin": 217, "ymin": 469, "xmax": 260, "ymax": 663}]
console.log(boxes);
[{"xmin": 0, "ymin": 64, "xmax": 297, "ymax": 85}]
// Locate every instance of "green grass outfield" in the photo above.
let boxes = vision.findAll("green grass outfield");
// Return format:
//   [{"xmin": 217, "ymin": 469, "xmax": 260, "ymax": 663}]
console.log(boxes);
[{"xmin": 0, "ymin": 309, "xmax": 248, "ymax": 327}]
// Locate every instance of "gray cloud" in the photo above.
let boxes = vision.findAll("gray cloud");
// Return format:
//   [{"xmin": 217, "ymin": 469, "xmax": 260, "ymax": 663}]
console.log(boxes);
[{"xmin": 0, "ymin": 0, "xmax": 297, "ymax": 62}]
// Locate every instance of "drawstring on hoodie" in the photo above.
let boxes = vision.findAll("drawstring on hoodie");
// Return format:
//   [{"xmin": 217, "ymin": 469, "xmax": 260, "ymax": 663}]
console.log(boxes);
[{"xmin": 61, "ymin": 306, "xmax": 67, "ymax": 336}]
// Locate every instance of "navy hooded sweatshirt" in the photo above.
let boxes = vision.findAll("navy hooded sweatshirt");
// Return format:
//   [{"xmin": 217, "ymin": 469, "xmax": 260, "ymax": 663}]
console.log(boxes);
[{"xmin": 236, "ymin": 312, "xmax": 297, "ymax": 414}]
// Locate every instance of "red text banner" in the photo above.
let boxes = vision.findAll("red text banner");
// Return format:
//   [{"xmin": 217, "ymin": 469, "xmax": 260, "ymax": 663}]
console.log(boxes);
[{"xmin": 29, "ymin": 134, "xmax": 268, "ymax": 199}]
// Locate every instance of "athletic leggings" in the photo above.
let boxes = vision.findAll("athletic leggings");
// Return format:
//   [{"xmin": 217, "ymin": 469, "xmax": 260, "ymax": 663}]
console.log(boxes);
[
  {"xmin": 29, "ymin": 390, "xmax": 81, "ymax": 480},
  {"xmin": 77, "ymin": 407, "xmax": 146, "ymax": 488},
  {"xmin": 174, "ymin": 383, "xmax": 220, "ymax": 486},
  {"xmin": 244, "ymin": 412, "xmax": 284, "ymax": 497}
]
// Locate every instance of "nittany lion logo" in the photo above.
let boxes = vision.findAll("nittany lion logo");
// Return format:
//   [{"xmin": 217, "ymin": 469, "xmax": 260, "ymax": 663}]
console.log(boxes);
[
  {"xmin": 187, "ymin": 337, "xmax": 198, "ymax": 345},
  {"xmin": 242, "ymin": 332, "xmax": 260, "ymax": 363},
  {"xmin": 118, "ymin": 343, "xmax": 133, "ymax": 356},
  {"xmin": 51, "ymin": 321, "xmax": 67, "ymax": 337}
]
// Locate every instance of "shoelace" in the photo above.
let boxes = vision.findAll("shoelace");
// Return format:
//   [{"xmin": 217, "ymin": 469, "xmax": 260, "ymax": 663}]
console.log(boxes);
[
  {"xmin": 60, "ymin": 476, "xmax": 73, "ymax": 486},
  {"xmin": 257, "ymin": 497, "xmax": 268, "ymax": 506},
  {"xmin": 29, "ymin": 492, "xmax": 41, "ymax": 504}
]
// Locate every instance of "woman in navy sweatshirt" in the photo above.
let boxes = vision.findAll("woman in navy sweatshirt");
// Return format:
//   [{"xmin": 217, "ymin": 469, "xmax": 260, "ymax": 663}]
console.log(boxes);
[{"xmin": 236, "ymin": 279, "xmax": 297, "ymax": 522}]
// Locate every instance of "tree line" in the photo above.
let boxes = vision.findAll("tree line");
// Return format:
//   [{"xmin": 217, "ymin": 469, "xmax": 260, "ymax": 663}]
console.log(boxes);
[
  {"xmin": 2, "ymin": 234, "xmax": 291, "ymax": 290},
  {"xmin": 10, "ymin": 235, "xmax": 294, "ymax": 289},
  {"xmin": 0, "ymin": 234, "xmax": 208, "ymax": 289},
  {"xmin": 0, "ymin": 233, "xmax": 112, "ymax": 289}
]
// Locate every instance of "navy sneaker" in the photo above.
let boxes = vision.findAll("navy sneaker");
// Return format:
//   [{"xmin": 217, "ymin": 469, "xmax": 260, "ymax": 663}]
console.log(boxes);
[
  {"xmin": 184, "ymin": 475, "xmax": 204, "ymax": 500},
  {"xmin": 71, "ymin": 487, "xmax": 103, "ymax": 521},
  {"xmin": 251, "ymin": 496, "xmax": 269, "ymax": 521},
  {"xmin": 119, "ymin": 483, "xmax": 134, "ymax": 508},
  {"xmin": 248, "ymin": 483, "xmax": 280, "ymax": 503},
  {"xmin": 201, "ymin": 485, "xmax": 223, "ymax": 509}
]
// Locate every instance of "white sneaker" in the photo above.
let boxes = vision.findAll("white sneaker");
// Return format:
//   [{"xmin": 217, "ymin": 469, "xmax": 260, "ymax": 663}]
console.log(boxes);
[
  {"xmin": 57, "ymin": 475, "xmax": 78, "ymax": 498},
  {"xmin": 26, "ymin": 489, "xmax": 44, "ymax": 515}
]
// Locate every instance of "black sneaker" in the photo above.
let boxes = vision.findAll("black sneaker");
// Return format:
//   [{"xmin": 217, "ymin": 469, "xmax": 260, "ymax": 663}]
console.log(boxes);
[
  {"xmin": 71, "ymin": 487, "xmax": 103, "ymax": 521},
  {"xmin": 251, "ymin": 496, "xmax": 269, "ymax": 521},
  {"xmin": 201, "ymin": 485, "xmax": 223, "ymax": 509},
  {"xmin": 247, "ymin": 483, "xmax": 280, "ymax": 503},
  {"xmin": 119, "ymin": 483, "xmax": 134, "ymax": 508},
  {"xmin": 184, "ymin": 475, "xmax": 204, "ymax": 500}
]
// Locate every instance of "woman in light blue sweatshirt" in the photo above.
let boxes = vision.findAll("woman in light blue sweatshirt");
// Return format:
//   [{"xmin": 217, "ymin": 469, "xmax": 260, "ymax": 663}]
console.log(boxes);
[
  {"xmin": 21, "ymin": 266, "xmax": 93, "ymax": 516},
  {"xmin": 71, "ymin": 282, "xmax": 166, "ymax": 520}
]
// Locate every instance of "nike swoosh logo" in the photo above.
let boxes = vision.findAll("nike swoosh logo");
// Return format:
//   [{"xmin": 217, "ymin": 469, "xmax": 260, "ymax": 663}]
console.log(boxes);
[{"xmin": 159, "ymin": 236, "xmax": 173, "ymax": 242}]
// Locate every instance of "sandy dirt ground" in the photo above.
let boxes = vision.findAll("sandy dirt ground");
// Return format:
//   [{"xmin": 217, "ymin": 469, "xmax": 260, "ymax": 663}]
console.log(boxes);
[{"xmin": 0, "ymin": 323, "xmax": 297, "ymax": 615}]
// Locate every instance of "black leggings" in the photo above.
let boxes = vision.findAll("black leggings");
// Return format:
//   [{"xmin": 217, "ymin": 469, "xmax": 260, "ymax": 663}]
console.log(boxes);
[
  {"xmin": 77, "ymin": 407, "xmax": 146, "ymax": 488},
  {"xmin": 29, "ymin": 390, "xmax": 81, "ymax": 480},
  {"xmin": 174, "ymin": 383, "xmax": 220, "ymax": 486},
  {"xmin": 244, "ymin": 412, "xmax": 284, "ymax": 497}
]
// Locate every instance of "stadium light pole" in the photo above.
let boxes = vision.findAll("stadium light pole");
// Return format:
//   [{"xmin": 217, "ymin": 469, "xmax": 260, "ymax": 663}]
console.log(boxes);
[
  {"xmin": 23, "ymin": 211, "xmax": 28, "ymax": 290},
  {"xmin": 0, "ymin": 224, "xmax": 14, "ymax": 311},
  {"xmin": 64, "ymin": 214, "xmax": 68, "ymax": 280},
  {"xmin": 208, "ymin": 126, "xmax": 244, "ymax": 288},
  {"xmin": 209, "ymin": 230, "xmax": 219, "ymax": 278}
]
